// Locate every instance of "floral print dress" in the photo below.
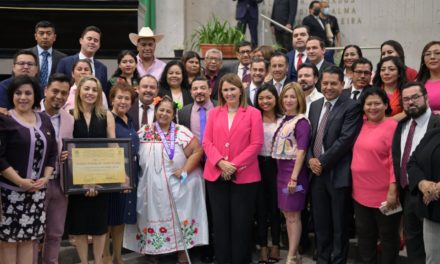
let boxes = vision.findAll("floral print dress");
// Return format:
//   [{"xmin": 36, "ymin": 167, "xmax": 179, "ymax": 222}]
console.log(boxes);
[
  {"xmin": 123, "ymin": 123, "xmax": 208, "ymax": 254},
  {"xmin": 0, "ymin": 129, "xmax": 46, "ymax": 242}
]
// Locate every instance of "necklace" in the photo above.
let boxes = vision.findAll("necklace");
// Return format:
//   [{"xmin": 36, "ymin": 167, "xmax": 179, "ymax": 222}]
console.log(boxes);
[{"xmin": 155, "ymin": 121, "xmax": 176, "ymax": 161}]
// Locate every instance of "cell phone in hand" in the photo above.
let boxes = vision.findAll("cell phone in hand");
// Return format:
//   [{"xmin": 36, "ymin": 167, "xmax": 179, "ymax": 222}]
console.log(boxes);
[{"xmin": 282, "ymin": 184, "xmax": 304, "ymax": 194}]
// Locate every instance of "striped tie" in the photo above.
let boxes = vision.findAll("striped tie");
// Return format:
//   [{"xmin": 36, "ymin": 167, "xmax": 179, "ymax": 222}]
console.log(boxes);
[{"xmin": 313, "ymin": 102, "xmax": 332, "ymax": 158}]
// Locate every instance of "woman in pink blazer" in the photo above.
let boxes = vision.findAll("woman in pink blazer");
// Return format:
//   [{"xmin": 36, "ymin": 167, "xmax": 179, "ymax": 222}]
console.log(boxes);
[{"xmin": 203, "ymin": 73, "xmax": 264, "ymax": 264}]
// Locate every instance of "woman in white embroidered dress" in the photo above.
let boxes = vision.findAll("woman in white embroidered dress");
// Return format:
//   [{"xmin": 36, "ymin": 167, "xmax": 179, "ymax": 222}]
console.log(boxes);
[{"xmin": 123, "ymin": 95, "xmax": 208, "ymax": 263}]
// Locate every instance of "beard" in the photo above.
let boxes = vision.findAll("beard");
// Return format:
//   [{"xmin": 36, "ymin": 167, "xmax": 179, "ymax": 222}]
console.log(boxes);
[
  {"xmin": 404, "ymin": 103, "xmax": 428, "ymax": 119},
  {"xmin": 301, "ymin": 83, "xmax": 314, "ymax": 91}
]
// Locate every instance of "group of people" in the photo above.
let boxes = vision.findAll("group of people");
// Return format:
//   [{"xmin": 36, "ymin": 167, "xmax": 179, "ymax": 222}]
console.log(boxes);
[{"xmin": 0, "ymin": 3, "xmax": 439, "ymax": 264}]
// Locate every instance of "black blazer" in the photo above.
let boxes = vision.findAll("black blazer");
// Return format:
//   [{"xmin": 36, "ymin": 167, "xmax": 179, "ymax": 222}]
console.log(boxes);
[
  {"xmin": 271, "ymin": 0, "xmax": 298, "ymax": 31},
  {"xmin": 307, "ymin": 92, "xmax": 362, "ymax": 187},
  {"xmin": 302, "ymin": 14, "xmax": 329, "ymax": 46},
  {"xmin": 27, "ymin": 46, "xmax": 66, "ymax": 75},
  {"xmin": 209, "ymin": 67, "xmax": 230, "ymax": 101},
  {"xmin": 159, "ymin": 88, "xmax": 194, "ymax": 108},
  {"xmin": 222, "ymin": 61, "xmax": 240, "ymax": 76},
  {"xmin": 127, "ymin": 95, "xmax": 141, "ymax": 131},
  {"xmin": 408, "ymin": 128, "xmax": 440, "ymax": 222},
  {"xmin": 392, "ymin": 113, "xmax": 440, "ymax": 192}
]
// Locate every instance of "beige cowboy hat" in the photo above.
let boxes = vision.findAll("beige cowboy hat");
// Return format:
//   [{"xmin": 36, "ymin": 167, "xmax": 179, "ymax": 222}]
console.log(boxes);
[{"xmin": 128, "ymin": 27, "xmax": 164, "ymax": 46}]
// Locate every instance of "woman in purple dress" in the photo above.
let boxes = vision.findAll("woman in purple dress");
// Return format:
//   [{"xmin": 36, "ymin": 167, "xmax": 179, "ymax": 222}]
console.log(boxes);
[{"xmin": 272, "ymin": 82, "xmax": 311, "ymax": 264}]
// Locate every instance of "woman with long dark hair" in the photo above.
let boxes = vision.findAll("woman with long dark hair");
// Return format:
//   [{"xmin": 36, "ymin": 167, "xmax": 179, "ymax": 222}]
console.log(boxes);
[
  {"xmin": 417, "ymin": 41, "xmax": 440, "ymax": 114},
  {"xmin": 181, "ymin": 51, "xmax": 202, "ymax": 84},
  {"xmin": 381, "ymin": 40, "xmax": 418, "ymax": 81},
  {"xmin": 107, "ymin": 50, "xmax": 140, "ymax": 89},
  {"xmin": 373, "ymin": 56, "xmax": 407, "ymax": 120},
  {"xmin": 254, "ymin": 83, "xmax": 283, "ymax": 263},
  {"xmin": 339, "ymin": 45, "xmax": 363, "ymax": 89},
  {"xmin": 159, "ymin": 60, "xmax": 193, "ymax": 109}
]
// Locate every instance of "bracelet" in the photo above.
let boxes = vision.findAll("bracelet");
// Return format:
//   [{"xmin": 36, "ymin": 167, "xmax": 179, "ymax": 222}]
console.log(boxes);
[{"xmin": 290, "ymin": 178, "xmax": 297, "ymax": 182}]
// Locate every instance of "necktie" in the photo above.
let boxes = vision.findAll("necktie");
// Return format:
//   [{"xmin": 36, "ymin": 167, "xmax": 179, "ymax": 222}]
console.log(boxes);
[
  {"xmin": 313, "ymin": 102, "xmax": 332, "ymax": 158},
  {"xmin": 400, "ymin": 120, "xmax": 417, "ymax": 188},
  {"xmin": 352, "ymin": 90, "xmax": 360, "ymax": 100},
  {"xmin": 297, "ymin": 53, "xmax": 303, "ymax": 69},
  {"xmin": 242, "ymin": 66, "xmax": 251, "ymax": 83},
  {"xmin": 199, "ymin": 107, "xmax": 206, "ymax": 144},
  {"xmin": 40, "ymin": 51, "xmax": 50, "ymax": 88},
  {"xmin": 141, "ymin": 104, "xmax": 149, "ymax": 126},
  {"xmin": 275, "ymin": 82, "xmax": 282, "ymax": 95}
]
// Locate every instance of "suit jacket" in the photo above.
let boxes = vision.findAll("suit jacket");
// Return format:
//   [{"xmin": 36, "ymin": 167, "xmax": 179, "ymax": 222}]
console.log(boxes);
[
  {"xmin": 271, "ymin": 0, "xmax": 298, "ymax": 31},
  {"xmin": 58, "ymin": 108, "xmax": 74, "ymax": 191},
  {"xmin": 268, "ymin": 77, "xmax": 292, "ymax": 93},
  {"xmin": 408, "ymin": 128, "xmax": 440, "ymax": 222},
  {"xmin": 391, "ymin": 113, "xmax": 440, "ymax": 192},
  {"xmin": 286, "ymin": 50, "xmax": 309, "ymax": 82},
  {"xmin": 127, "ymin": 96, "xmax": 141, "ymax": 131},
  {"xmin": 208, "ymin": 67, "xmax": 230, "ymax": 101},
  {"xmin": 341, "ymin": 85, "xmax": 371, "ymax": 101},
  {"xmin": 177, "ymin": 100, "xmax": 218, "ymax": 130},
  {"xmin": 203, "ymin": 105, "xmax": 263, "ymax": 183},
  {"xmin": 307, "ymin": 92, "xmax": 362, "ymax": 187},
  {"xmin": 56, "ymin": 53, "xmax": 108, "ymax": 94},
  {"xmin": 245, "ymin": 86, "xmax": 255, "ymax": 106},
  {"xmin": 315, "ymin": 60, "xmax": 334, "ymax": 92},
  {"xmin": 222, "ymin": 61, "xmax": 240, "ymax": 76},
  {"xmin": 236, "ymin": 0, "xmax": 259, "ymax": 20},
  {"xmin": 302, "ymin": 14, "xmax": 329, "ymax": 46},
  {"xmin": 27, "ymin": 46, "xmax": 66, "ymax": 75}
]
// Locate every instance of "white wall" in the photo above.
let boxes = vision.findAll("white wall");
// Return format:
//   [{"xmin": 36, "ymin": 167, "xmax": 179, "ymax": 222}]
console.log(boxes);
[{"xmin": 156, "ymin": 0, "xmax": 440, "ymax": 70}]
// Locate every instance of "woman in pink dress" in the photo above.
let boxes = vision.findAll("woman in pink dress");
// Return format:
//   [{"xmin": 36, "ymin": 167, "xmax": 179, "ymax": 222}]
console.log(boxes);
[{"xmin": 417, "ymin": 41, "xmax": 440, "ymax": 114}]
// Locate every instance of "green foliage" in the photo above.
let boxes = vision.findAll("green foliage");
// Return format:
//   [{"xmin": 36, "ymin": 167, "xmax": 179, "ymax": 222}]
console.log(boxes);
[{"xmin": 191, "ymin": 16, "xmax": 245, "ymax": 49}]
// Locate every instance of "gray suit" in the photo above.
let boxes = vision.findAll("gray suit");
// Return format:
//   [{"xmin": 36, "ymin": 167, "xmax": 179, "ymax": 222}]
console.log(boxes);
[
  {"xmin": 27, "ymin": 46, "xmax": 66, "ymax": 76},
  {"xmin": 307, "ymin": 92, "xmax": 362, "ymax": 263}
]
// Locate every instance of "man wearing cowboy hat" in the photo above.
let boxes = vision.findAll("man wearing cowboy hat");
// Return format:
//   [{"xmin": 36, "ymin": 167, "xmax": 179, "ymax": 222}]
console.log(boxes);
[{"xmin": 129, "ymin": 27, "xmax": 166, "ymax": 80}]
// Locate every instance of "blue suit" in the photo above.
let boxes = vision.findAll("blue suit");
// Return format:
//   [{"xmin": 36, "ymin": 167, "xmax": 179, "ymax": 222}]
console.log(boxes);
[
  {"xmin": 0, "ymin": 77, "xmax": 13, "ymax": 109},
  {"xmin": 235, "ymin": 0, "xmax": 259, "ymax": 48},
  {"xmin": 56, "ymin": 53, "xmax": 108, "ymax": 95}
]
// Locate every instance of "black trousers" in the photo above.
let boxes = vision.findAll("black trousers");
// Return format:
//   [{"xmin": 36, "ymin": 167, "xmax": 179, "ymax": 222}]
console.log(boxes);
[
  {"xmin": 311, "ymin": 175, "xmax": 349, "ymax": 264},
  {"xmin": 206, "ymin": 180, "xmax": 258, "ymax": 264},
  {"xmin": 402, "ymin": 188, "xmax": 426, "ymax": 264},
  {"xmin": 256, "ymin": 156, "xmax": 281, "ymax": 247},
  {"xmin": 354, "ymin": 201, "xmax": 401, "ymax": 264},
  {"xmin": 237, "ymin": 14, "xmax": 258, "ymax": 49}
]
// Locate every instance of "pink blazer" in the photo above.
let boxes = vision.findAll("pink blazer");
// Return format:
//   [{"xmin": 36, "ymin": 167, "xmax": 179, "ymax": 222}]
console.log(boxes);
[
  {"xmin": 58, "ymin": 108, "xmax": 74, "ymax": 191},
  {"xmin": 202, "ymin": 105, "xmax": 264, "ymax": 184}
]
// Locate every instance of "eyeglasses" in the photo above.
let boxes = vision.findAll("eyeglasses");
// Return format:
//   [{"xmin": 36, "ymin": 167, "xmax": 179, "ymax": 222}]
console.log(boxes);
[
  {"xmin": 206, "ymin": 57, "xmax": 221, "ymax": 62},
  {"xmin": 402, "ymin": 94, "xmax": 424, "ymax": 104},
  {"xmin": 238, "ymin": 50, "xmax": 252, "ymax": 55},
  {"xmin": 14, "ymin": 61, "xmax": 37, "ymax": 67},
  {"xmin": 424, "ymin": 51, "xmax": 440, "ymax": 58},
  {"xmin": 353, "ymin": 70, "xmax": 372, "ymax": 75}
]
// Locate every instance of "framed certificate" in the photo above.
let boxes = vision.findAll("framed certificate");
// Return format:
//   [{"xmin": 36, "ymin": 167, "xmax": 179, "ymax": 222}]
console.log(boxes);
[{"xmin": 62, "ymin": 138, "xmax": 133, "ymax": 194}]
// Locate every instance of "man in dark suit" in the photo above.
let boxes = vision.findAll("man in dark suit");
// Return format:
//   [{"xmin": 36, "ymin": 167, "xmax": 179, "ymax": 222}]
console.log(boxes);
[
  {"xmin": 306, "ymin": 36, "xmax": 333, "ymax": 91},
  {"xmin": 127, "ymin": 74, "xmax": 159, "ymax": 131},
  {"xmin": 204, "ymin": 48, "xmax": 228, "ymax": 101},
  {"xmin": 342, "ymin": 57, "xmax": 373, "ymax": 101},
  {"xmin": 234, "ymin": 0, "xmax": 260, "ymax": 48},
  {"xmin": 392, "ymin": 81, "xmax": 440, "ymax": 264},
  {"xmin": 26, "ymin": 20, "xmax": 66, "ymax": 90},
  {"xmin": 222, "ymin": 41, "xmax": 253, "ymax": 85},
  {"xmin": 286, "ymin": 25, "xmax": 309, "ymax": 82},
  {"xmin": 270, "ymin": 0, "xmax": 298, "ymax": 51},
  {"xmin": 269, "ymin": 51, "xmax": 291, "ymax": 95},
  {"xmin": 307, "ymin": 66, "xmax": 362, "ymax": 263},
  {"xmin": 302, "ymin": 1, "xmax": 328, "ymax": 47},
  {"xmin": 246, "ymin": 57, "xmax": 267, "ymax": 106},
  {"xmin": 0, "ymin": 50, "xmax": 39, "ymax": 110},
  {"xmin": 177, "ymin": 76, "xmax": 216, "ymax": 263},
  {"xmin": 56, "ymin": 26, "xmax": 108, "ymax": 95}
]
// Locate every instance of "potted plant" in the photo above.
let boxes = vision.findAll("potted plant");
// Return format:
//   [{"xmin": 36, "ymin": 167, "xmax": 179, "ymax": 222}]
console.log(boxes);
[{"xmin": 191, "ymin": 16, "xmax": 245, "ymax": 58}]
